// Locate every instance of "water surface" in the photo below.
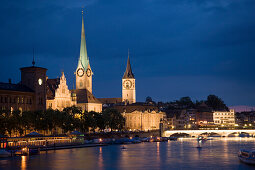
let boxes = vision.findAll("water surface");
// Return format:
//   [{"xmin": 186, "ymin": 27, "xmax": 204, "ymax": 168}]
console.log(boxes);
[{"xmin": 1, "ymin": 138, "xmax": 255, "ymax": 170}]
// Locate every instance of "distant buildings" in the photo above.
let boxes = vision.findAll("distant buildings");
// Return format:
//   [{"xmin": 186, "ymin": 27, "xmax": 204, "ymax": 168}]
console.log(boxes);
[
  {"xmin": 213, "ymin": 110, "xmax": 235, "ymax": 127},
  {"xmin": 163, "ymin": 102, "xmax": 236, "ymax": 130}
]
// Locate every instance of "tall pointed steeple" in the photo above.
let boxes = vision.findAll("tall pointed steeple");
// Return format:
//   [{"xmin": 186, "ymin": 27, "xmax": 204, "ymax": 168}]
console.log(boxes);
[
  {"xmin": 77, "ymin": 10, "xmax": 89, "ymax": 70},
  {"xmin": 123, "ymin": 50, "xmax": 135, "ymax": 79}
]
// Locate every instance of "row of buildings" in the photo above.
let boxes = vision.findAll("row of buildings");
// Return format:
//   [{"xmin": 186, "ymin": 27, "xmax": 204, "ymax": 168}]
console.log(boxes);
[
  {"xmin": 0, "ymin": 13, "xmax": 165, "ymax": 132},
  {"xmin": 164, "ymin": 107, "xmax": 236, "ymax": 130}
]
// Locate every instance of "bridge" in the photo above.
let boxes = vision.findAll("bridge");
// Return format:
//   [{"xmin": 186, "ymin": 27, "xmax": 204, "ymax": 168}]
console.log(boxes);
[{"xmin": 163, "ymin": 129, "xmax": 255, "ymax": 137}]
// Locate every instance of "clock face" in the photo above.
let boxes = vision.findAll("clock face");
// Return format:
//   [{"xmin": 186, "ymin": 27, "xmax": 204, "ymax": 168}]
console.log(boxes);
[
  {"xmin": 86, "ymin": 68, "xmax": 92, "ymax": 77},
  {"xmin": 123, "ymin": 80, "xmax": 132, "ymax": 89},
  {"xmin": 77, "ymin": 68, "xmax": 84, "ymax": 77},
  {"xmin": 38, "ymin": 78, "xmax": 43, "ymax": 85}
]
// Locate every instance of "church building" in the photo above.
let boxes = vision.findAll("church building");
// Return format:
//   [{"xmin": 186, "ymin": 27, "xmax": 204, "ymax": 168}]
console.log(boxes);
[
  {"xmin": 71, "ymin": 13, "xmax": 102, "ymax": 113},
  {"xmin": 46, "ymin": 72, "xmax": 76, "ymax": 111}
]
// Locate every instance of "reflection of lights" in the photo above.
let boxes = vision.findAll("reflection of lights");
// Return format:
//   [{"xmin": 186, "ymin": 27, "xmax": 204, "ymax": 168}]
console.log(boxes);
[{"xmin": 21, "ymin": 156, "xmax": 27, "ymax": 170}]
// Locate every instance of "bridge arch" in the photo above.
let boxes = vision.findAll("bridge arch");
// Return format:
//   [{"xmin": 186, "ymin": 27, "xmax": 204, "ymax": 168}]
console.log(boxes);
[
  {"xmin": 170, "ymin": 133, "xmax": 190, "ymax": 138},
  {"xmin": 163, "ymin": 129, "xmax": 255, "ymax": 138}
]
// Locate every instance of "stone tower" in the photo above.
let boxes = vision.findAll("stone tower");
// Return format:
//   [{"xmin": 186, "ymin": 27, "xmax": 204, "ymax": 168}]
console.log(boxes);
[
  {"xmin": 122, "ymin": 53, "xmax": 136, "ymax": 104},
  {"xmin": 20, "ymin": 65, "xmax": 47, "ymax": 111},
  {"xmin": 75, "ymin": 12, "xmax": 93, "ymax": 93}
]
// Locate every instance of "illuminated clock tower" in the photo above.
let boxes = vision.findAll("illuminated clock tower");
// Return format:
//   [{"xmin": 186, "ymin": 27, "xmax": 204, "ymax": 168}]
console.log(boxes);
[
  {"xmin": 122, "ymin": 53, "xmax": 136, "ymax": 104},
  {"xmin": 75, "ymin": 12, "xmax": 93, "ymax": 93}
]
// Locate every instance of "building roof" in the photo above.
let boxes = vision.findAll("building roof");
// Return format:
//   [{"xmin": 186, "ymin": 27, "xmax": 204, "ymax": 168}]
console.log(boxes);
[
  {"xmin": 114, "ymin": 103, "xmax": 159, "ymax": 113},
  {"xmin": 77, "ymin": 14, "xmax": 89, "ymax": 70},
  {"xmin": 46, "ymin": 78, "xmax": 60, "ymax": 100},
  {"xmin": 20, "ymin": 66, "xmax": 47, "ymax": 71},
  {"xmin": 98, "ymin": 98, "xmax": 122, "ymax": 104},
  {"xmin": 0, "ymin": 82, "xmax": 34, "ymax": 93},
  {"xmin": 72, "ymin": 89, "xmax": 102, "ymax": 104},
  {"xmin": 123, "ymin": 55, "xmax": 134, "ymax": 79}
]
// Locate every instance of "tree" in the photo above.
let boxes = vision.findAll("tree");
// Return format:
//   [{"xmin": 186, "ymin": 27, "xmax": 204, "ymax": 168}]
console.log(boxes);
[
  {"xmin": 103, "ymin": 108, "xmax": 125, "ymax": 131},
  {"xmin": 177, "ymin": 96, "xmax": 194, "ymax": 108},
  {"xmin": 205, "ymin": 95, "xmax": 229, "ymax": 111},
  {"xmin": 84, "ymin": 111, "xmax": 97, "ymax": 132},
  {"xmin": 146, "ymin": 96, "xmax": 153, "ymax": 103},
  {"xmin": 94, "ymin": 113, "xmax": 106, "ymax": 131}
]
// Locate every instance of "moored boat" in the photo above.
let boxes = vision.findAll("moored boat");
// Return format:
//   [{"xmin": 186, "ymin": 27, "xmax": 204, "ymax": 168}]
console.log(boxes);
[{"xmin": 238, "ymin": 149, "xmax": 255, "ymax": 165}]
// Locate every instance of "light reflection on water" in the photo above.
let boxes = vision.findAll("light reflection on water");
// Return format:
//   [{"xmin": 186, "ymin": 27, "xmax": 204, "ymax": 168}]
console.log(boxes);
[{"xmin": 1, "ymin": 138, "xmax": 255, "ymax": 170}]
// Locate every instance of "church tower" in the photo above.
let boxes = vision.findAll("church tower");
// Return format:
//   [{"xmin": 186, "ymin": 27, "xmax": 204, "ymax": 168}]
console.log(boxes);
[
  {"xmin": 122, "ymin": 52, "xmax": 136, "ymax": 104},
  {"xmin": 75, "ymin": 12, "xmax": 93, "ymax": 93}
]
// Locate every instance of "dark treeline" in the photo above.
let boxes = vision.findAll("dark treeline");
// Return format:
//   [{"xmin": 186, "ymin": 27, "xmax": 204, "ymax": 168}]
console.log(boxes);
[
  {"xmin": 0, "ymin": 107, "xmax": 125, "ymax": 137},
  {"xmin": 155, "ymin": 94, "xmax": 229, "ymax": 111}
]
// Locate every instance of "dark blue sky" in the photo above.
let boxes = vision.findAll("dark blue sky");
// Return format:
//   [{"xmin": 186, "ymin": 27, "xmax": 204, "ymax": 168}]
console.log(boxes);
[{"xmin": 0, "ymin": 0, "xmax": 255, "ymax": 106}]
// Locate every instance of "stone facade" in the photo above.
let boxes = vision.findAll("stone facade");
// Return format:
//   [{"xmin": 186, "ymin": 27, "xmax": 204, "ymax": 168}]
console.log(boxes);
[
  {"xmin": 0, "ymin": 86, "xmax": 34, "ymax": 112},
  {"xmin": 122, "ymin": 110, "xmax": 165, "ymax": 131},
  {"xmin": 0, "ymin": 65, "xmax": 47, "ymax": 112},
  {"xmin": 213, "ymin": 109, "xmax": 235, "ymax": 126},
  {"xmin": 122, "ymin": 55, "xmax": 136, "ymax": 104},
  {"xmin": 46, "ymin": 72, "xmax": 76, "ymax": 111}
]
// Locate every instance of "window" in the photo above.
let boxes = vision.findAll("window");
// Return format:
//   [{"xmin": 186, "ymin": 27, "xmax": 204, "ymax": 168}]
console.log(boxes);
[
  {"xmin": 21, "ymin": 98, "xmax": 24, "ymax": 104},
  {"xmin": 17, "ymin": 97, "xmax": 20, "ymax": 104}
]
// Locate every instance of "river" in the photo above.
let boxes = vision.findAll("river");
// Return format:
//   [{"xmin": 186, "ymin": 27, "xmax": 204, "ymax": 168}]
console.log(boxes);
[{"xmin": 1, "ymin": 137, "xmax": 255, "ymax": 170}]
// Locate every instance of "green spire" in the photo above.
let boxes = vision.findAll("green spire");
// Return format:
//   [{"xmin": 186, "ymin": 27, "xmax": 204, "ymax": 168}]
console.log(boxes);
[{"xmin": 77, "ymin": 11, "xmax": 89, "ymax": 70}]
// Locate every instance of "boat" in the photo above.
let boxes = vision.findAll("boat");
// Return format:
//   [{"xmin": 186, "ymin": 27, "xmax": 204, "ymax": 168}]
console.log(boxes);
[
  {"xmin": 15, "ymin": 147, "xmax": 29, "ymax": 156},
  {"xmin": 238, "ymin": 149, "xmax": 255, "ymax": 165},
  {"xmin": 0, "ymin": 149, "xmax": 11, "ymax": 158},
  {"xmin": 197, "ymin": 136, "xmax": 207, "ymax": 141}
]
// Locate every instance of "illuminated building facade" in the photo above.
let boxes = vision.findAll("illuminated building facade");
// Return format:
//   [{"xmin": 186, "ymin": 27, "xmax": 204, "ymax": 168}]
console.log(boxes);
[
  {"xmin": 122, "ymin": 54, "xmax": 136, "ymax": 104},
  {"xmin": 114, "ymin": 104, "xmax": 166, "ymax": 131},
  {"xmin": 46, "ymin": 72, "xmax": 76, "ymax": 111},
  {"xmin": 213, "ymin": 109, "xmax": 235, "ymax": 126}
]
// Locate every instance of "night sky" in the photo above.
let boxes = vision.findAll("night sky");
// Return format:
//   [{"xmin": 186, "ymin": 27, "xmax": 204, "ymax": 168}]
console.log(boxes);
[{"xmin": 0, "ymin": 0, "xmax": 255, "ymax": 106}]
